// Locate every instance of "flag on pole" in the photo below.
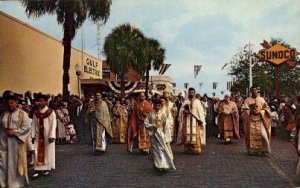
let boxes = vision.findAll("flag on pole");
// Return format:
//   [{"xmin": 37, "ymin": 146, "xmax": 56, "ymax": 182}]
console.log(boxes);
[
  {"xmin": 227, "ymin": 81, "xmax": 233, "ymax": 90},
  {"xmin": 213, "ymin": 82, "xmax": 218, "ymax": 89},
  {"xmin": 221, "ymin": 63, "xmax": 228, "ymax": 70},
  {"xmin": 184, "ymin": 83, "xmax": 189, "ymax": 89},
  {"xmin": 159, "ymin": 64, "xmax": 171, "ymax": 75},
  {"xmin": 194, "ymin": 65, "xmax": 202, "ymax": 78},
  {"xmin": 260, "ymin": 40, "xmax": 271, "ymax": 49}
]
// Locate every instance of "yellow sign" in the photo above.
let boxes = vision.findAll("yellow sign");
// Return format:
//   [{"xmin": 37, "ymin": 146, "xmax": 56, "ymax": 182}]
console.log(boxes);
[
  {"xmin": 257, "ymin": 44, "xmax": 298, "ymax": 65},
  {"xmin": 82, "ymin": 57, "xmax": 102, "ymax": 79}
]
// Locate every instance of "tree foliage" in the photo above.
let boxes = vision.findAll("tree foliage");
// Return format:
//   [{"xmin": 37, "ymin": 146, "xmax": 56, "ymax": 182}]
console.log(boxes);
[
  {"xmin": 104, "ymin": 23, "xmax": 165, "ymax": 98},
  {"xmin": 144, "ymin": 38, "xmax": 165, "ymax": 98},
  {"xmin": 104, "ymin": 23, "xmax": 147, "ymax": 98}
]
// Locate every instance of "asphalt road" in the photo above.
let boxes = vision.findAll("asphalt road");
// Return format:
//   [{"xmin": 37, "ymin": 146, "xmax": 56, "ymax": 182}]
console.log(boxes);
[{"xmin": 29, "ymin": 137, "xmax": 300, "ymax": 188}]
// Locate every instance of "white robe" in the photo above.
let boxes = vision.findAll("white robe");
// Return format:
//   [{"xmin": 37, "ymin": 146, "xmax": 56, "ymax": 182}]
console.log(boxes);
[
  {"xmin": 32, "ymin": 106, "xmax": 57, "ymax": 171},
  {"xmin": 0, "ymin": 109, "xmax": 31, "ymax": 188},
  {"xmin": 177, "ymin": 98, "xmax": 206, "ymax": 146},
  {"xmin": 161, "ymin": 103, "xmax": 175, "ymax": 141},
  {"xmin": 145, "ymin": 110, "xmax": 175, "ymax": 170}
]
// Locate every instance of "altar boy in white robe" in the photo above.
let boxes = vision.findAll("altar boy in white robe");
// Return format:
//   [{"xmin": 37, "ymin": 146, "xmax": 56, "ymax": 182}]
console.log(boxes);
[{"xmin": 32, "ymin": 94, "xmax": 57, "ymax": 179}]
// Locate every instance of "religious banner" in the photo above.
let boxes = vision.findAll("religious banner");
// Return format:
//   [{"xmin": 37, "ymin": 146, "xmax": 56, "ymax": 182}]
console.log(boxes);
[
  {"xmin": 194, "ymin": 65, "xmax": 202, "ymax": 78},
  {"xmin": 184, "ymin": 83, "xmax": 189, "ymax": 89},
  {"xmin": 212, "ymin": 82, "xmax": 218, "ymax": 89}
]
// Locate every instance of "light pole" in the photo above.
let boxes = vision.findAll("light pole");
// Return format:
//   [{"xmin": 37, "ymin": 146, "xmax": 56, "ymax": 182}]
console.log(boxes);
[
  {"xmin": 244, "ymin": 42, "xmax": 259, "ymax": 91},
  {"xmin": 75, "ymin": 64, "xmax": 82, "ymax": 98},
  {"xmin": 244, "ymin": 42, "xmax": 254, "ymax": 88}
]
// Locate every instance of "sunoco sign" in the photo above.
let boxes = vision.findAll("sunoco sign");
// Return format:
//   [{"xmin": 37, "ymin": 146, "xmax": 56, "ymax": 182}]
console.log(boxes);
[{"xmin": 257, "ymin": 44, "xmax": 298, "ymax": 65}]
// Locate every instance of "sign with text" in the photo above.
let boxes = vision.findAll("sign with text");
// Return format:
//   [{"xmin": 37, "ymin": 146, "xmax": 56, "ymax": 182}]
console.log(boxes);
[
  {"xmin": 257, "ymin": 44, "xmax": 298, "ymax": 65},
  {"xmin": 82, "ymin": 57, "xmax": 102, "ymax": 79}
]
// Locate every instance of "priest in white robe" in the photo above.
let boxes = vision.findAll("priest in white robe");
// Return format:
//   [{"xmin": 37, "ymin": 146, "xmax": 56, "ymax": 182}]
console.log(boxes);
[
  {"xmin": 0, "ymin": 95, "xmax": 31, "ymax": 188},
  {"xmin": 177, "ymin": 88, "xmax": 206, "ymax": 154}
]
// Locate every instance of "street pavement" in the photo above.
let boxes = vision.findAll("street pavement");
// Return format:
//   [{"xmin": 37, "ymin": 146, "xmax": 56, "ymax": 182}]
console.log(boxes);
[{"xmin": 29, "ymin": 137, "xmax": 300, "ymax": 188}]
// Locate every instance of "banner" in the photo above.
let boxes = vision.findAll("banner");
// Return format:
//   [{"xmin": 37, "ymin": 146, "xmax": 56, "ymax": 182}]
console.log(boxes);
[
  {"xmin": 227, "ymin": 81, "xmax": 233, "ymax": 90},
  {"xmin": 212, "ymin": 82, "xmax": 218, "ymax": 89},
  {"xmin": 194, "ymin": 65, "xmax": 202, "ymax": 78},
  {"xmin": 106, "ymin": 81, "xmax": 140, "ymax": 95},
  {"xmin": 184, "ymin": 83, "xmax": 189, "ymax": 89},
  {"xmin": 159, "ymin": 64, "xmax": 171, "ymax": 75}
]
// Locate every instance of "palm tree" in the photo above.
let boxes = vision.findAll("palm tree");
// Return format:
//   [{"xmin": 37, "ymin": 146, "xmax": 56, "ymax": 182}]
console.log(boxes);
[
  {"xmin": 104, "ymin": 23, "xmax": 146, "ymax": 98},
  {"xmin": 21, "ymin": 0, "xmax": 112, "ymax": 101},
  {"xmin": 144, "ymin": 38, "xmax": 165, "ymax": 98}
]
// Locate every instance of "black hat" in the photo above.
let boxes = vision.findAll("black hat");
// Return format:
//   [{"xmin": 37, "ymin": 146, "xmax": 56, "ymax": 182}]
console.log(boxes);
[
  {"xmin": 7, "ymin": 95, "xmax": 18, "ymax": 101},
  {"xmin": 36, "ymin": 94, "xmax": 49, "ymax": 101},
  {"xmin": 153, "ymin": 99, "xmax": 162, "ymax": 105}
]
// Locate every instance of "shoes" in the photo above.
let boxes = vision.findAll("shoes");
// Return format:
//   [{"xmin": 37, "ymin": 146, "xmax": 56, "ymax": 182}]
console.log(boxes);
[
  {"xmin": 43, "ymin": 171, "xmax": 50, "ymax": 177},
  {"xmin": 32, "ymin": 172, "xmax": 40, "ymax": 179}
]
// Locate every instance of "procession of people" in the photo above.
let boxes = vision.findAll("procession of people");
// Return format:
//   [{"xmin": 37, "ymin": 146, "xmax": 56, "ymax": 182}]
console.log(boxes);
[{"xmin": 1, "ymin": 87, "xmax": 300, "ymax": 187}]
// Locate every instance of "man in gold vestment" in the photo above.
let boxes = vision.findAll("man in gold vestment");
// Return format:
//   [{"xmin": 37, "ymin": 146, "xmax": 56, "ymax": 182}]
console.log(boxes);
[
  {"xmin": 111, "ymin": 100, "xmax": 128, "ymax": 143},
  {"xmin": 177, "ymin": 88, "xmax": 206, "ymax": 154},
  {"xmin": 242, "ymin": 87, "xmax": 271, "ymax": 155},
  {"xmin": 218, "ymin": 94, "xmax": 239, "ymax": 143}
]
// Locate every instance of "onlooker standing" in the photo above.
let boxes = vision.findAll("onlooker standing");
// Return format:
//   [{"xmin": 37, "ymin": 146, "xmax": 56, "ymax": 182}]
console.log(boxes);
[
  {"xmin": 55, "ymin": 103, "xmax": 69, "ymax": 144},
  {"xmin": 270, "ymin": 106, "xmax": 279, "ymax": 136},
  {"xmin": 72, "ymin": 99, "xmax": 89, "ymax": 144}
]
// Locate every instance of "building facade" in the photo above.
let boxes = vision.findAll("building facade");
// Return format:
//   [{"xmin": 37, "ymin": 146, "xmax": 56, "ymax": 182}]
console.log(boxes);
[
  {"xmin": 0, "ymin": 11, "xmax": 177, "ymax": 99},
  {"xmin": 0, "ymin": 11, "xmax": 103, "ymax": 96}
]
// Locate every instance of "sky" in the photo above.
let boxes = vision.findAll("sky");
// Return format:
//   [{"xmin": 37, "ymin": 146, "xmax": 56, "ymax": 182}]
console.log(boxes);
[{"xmin": 1, "ymin": 0, "xmax": 300, "ymax": 97}]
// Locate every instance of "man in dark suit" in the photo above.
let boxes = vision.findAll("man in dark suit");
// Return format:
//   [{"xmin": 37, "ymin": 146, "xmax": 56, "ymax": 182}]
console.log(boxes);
[{"xmin": 72, "ymin": 99, "xmax": 89, "ymax": 144}]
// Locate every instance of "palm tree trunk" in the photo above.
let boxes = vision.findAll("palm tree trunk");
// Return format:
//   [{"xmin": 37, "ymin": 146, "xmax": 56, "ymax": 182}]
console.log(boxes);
[
  {"xmin": 62, "ymin": 9, "xmax": 74, "ymax": 101},
  {"xmin": 120, "ymin": 72, "xmax": 125, "ymax": 99},
  {"xmin": 145, "ymin": 62, "xmax": 151, "ymax": 99}
]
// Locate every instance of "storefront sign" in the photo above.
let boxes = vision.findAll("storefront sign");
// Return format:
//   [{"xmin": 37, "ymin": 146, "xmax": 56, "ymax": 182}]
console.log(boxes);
[
  {"xmin": 82, "ymin": 57, "xmax": 102, "ymax": 79},
  {"xmin": 257, "ymin": 44, "xmax": 298, "ymax": 65}
]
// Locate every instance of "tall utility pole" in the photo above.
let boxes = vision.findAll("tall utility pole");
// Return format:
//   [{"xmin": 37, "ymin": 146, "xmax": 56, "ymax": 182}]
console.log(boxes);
[
  {"xmin": 97, "ymin": 22, "xmax": 101, "ymax": 59},
  {"xmin": 246, "ymin": 42, "xmax": 254, "ymax": 88}
]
